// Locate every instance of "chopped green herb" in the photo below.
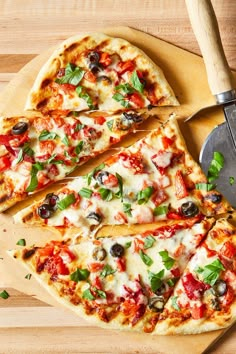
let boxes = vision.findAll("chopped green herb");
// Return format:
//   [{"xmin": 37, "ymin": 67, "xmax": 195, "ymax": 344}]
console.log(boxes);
[
  {"xmin": 229, "ymin": 176, "xmax": 235, "ymax": 186},
  {"xmin": 82, "ymin": 288, "xmax": 95, "ymax": 301},
  {"xmin": 159, "ymin": 250, "xmax": 175, "ymax": 270},
  {"xmin": 100, "ymin": 264, "xmax": 116, "ymax": 278},
  {"xmin": 115, "ymin": 83, "xmax": 134, "ymax": 94},
  {"xmin": 153, "ymin": 205, "xmax": 168, "ymax": 216},
  {"xmin": 144, "ymin": 235, "xmax": 156, "ymax": 249},
  {"xmin": 171, "ymin": 296, "xmax": 180, "ymax": 311},
  {"xmin": 195, "ymin": 183, "xmax": 216, "ymax": 191},
  {"xmin": 131, "ymin": 70, "xmax": 144, "ymax": 93},
  {"xmin": 98, "ymin": 188, "xmax": 113, "ymax": 201},
  {"xmin": 124, "ymin": 241, "xmax": 132, "ymax": 249},
  {"xmin": 76, "ymin": 86, "xmax": 95, "ymax": 110},
  {"xmin": 16, "ymin": 239, "xmax": 26, "ymax": 246},
  {"xmin": 106, "ymin": 119, "xmax": 114, "ymax": 131},
  {"xmin": 115, "ymin": 173, "xmax": 124, "ymax": 201},
  {"xmin": 25, "ymin": 273, "xmax": 32, "ymax": 280},
  {"xmin": 148, "ymin": 269, "xmax": 165, "ymax": 292},
  {"xmin": 75, "ymin": 123, "xmax": 85, "ymax": 132},
  {"xmin": 15, "ymin": 148, "xmax": 24, "ymax": 164},
  {"xmin": 39, "ymin": 130, "xmax": 58, "ymax": 141},
  {"xmin": 92, "ymin": 287, "xmax": 107, "ymax": 299},
  {"xmin": 0, "ymin": 290, "xmax": 9, "ymax": 299},
  {"xmin": 123, "ymin": 203, "xmax": 132, "ymax": 217},
  {"xmin": 55, "ymin": 63, "xmax": 85, "ymax": 85},
  {"xmin": 78, "ymin": 187, "xmax": 93, "ymax": 199},
  {"xmin": 139, "ymin": 250, "xmax": 153, "ymax": 266},
  {"xmin": 72, "ymin": 111, "xmax": 79, "ymax": 117},
  {"xmin": 23, "ymin": 143, "xmax": 34, "ymax": 157},
  {"xmin": 207, "ymin": 151, "xmax": 224, "ymax": 183},
  {"xmin": 137, "ymin": 186, "xmax": 154, "ymax": 204},
  {"xmin": 70, "ymin": 268, "xmax": 90, "ymax": 282},
  {"xmin": 112, "ymin": 93, "xmax": 130, "ymax": 108},
  {"xmin": 75, "ymin": 141, "xmax": 84, "ymax": 155},
  {"xmin": 84, "ymin": 163, "xmax": 105, "ymax": 185},
  {"xmin": 57, "ymin": 193, "xmax": 76, "ymax": 210},
  {"xmin": 167, "ymin": 277, "xmax": 178, "ymax": 287},
  {"xmin": 62, "ymin": 134, "xmax": 70, "ymax": 147},
  {"xmin": 196, "ymin": 259, "xmax": 225, "ymax": 286},
  {"xmin": 26, "ymin": 162, "xmax": 44, "ymax": 193}
]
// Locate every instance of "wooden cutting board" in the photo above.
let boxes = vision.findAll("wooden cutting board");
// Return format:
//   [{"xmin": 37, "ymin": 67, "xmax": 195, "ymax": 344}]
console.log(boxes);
[{"xmin": 0, "ymin": 27, "xmax": 236, "ymax": 353}]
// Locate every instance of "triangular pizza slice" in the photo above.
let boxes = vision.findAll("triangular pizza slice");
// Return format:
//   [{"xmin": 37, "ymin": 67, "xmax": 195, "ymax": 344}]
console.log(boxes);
[
  {"xmin": 154, "ymin": 218, "xmax": 236, "ymax": 334},
  {"xmin": 25, "ymin": 33, "xmax": 179, "ymax": 114},
  {"xmin": 14, "ymin": 116, "xmax": 232, "ymax": 235},
  {"xmin": 0, "ymin": 110, "xmax": 148, "ymax": 211},
  {"xmin": 9, "ymin": 217, "xmax": 214, "ymax": 333}
]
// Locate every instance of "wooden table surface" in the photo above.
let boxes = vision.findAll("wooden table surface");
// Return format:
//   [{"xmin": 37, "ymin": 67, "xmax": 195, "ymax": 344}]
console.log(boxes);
[{"xmin": 0, "ymin": 1, "xmax": 236, "ymax": 353}]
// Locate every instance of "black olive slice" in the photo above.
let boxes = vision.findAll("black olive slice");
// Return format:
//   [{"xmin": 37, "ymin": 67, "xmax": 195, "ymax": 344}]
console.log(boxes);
[
  {"xmin": 211, "ymin": 297, "xmax": 221, "ymax": 311},
  {"xmin": 88, "ymin": 51, "xmax": 100, "ymax": 63},
  {"xmin": 86, "ymin": 212, "xmax": 102, "ymax": 224},
  {"xmin": 92, "ymin": 247, "xmax": 107, "ymax": 261},
  {"xmin": 38, "ymin": 204, "xmax": 54, "ymax": 219},
  {"xmin": 148, "ymin": 296, "xmax": 165, "ymax": 312},
  {"xmin": 110, "ymin": 243, "xmax": 125, "ymax": 258},
  {"xmin": 123, "ymin": 112, "xmax": 143, "ymax": 123},
  {"xmin": 89, "ymin": 62, "xmax": 102, "ymax": 74},
  {"xmin": 205, "ymin": 193, "xmax": 222, "ymax": 204},
  {"xmin": 213, "ymin": 280, "xmax": 227, "ymax": 296},
  {"xmin": 12, "ymin": 122, "xmax": 29, "ymax": 135},
  {"xmin": 181, "ymin": 201, "xmax": 199, "ymax": 217},
  {"xmin": 45, "ymin": 193, "xmax": 59, "ymax": 210},
  {"xmin": 96, "ymin": 171, "xmax": 109, "ymax": 185}
]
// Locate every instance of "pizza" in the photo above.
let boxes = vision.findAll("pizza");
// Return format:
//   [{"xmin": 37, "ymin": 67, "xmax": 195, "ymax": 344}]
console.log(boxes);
[
  {"xmin": 0, "ymin": 110, "xmax": 148, "ymax": 212},
  {"xmin": 13, "ymin": 116, "xmax": 232, "ymax": 235},
  {"xmin": 9, "ymin": 216, "xmax": 214, "ymax": 333},
  {"xmin": 154, "ymin": 218, "xmax": 236, "ymax": 334},
  {"xmin": 24, "ymin": 33, "xmax": 179, "ymax": 114}
]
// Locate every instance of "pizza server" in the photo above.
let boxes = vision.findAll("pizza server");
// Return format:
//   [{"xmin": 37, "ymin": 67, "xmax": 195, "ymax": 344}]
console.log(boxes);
[{"xmin": 185, "ymin": 0, "xmax": 236, "ymax": 207}]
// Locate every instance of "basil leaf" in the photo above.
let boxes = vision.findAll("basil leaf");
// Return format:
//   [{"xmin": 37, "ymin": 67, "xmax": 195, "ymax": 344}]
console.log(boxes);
[
  {"xmin": 82, "ymin": 288, "xmax": 95, "ymax": 301},
  {"xmin": 75, "ymin": 123, "xmax": 85, "ymax": 132},
  {"xmin": 115, "ymin": 83, "xmax": 134, "ymax": 94},
  {"xmin": 196, "ymin": 259, "xmax": 225, "ymax": 286},
  {"xmin": 139, "ymin": 250, "xmax": 153, "ymax": 266},
  {"xmin": 112, "ymin": 93, "xmax": 130, "ymax": 108},
  {"xmin": 84, "ymin": 163, "xmax": 105, "ymax": 186},
  {"xmin": 57, "ymin": 193, "xmax": 76, "ymax": 210},
  {"xmin": 56, "ymin": 63, "xmax": 85, "ymax": 85},
  {"xmin": 153, "ymin": 205, "xmax": 168, "ymax": 216},
  {"xmin": 123, "ymin": 203, "xmax": 132, "ymax": 217},
  {"xmin": 171, "ymin": 296, "xmax": 180, "ymax": 311},
  {"xmin": 0, "ymin": 290, "xmax": 9, "ymax": 299},
  {"xmin": 62, "ymin": 134, "xmax": 70, "ymax": 147},
  {"xmin": 100, "ymin": 264, "xmax": 116, "ymax": 278},
  {"xmin": 115, "ymin": 173, "xmax": 123, "ymax": 201},
  {"xmin": 131, "ymin": 70, "xmax": 144, "ymax": 93},
  {"xmin": 39, "ymin": 130, "xmax": 58, "ymax": 141},
  {"xmin": 93, "ymin": 287, "xmax": 107, "ymax": 299},
  {"xmin": 137, "ymin": 186, "xmax": 154, "ymax": 204},
  {"xmin": 99, "ymin": 188, "xmax": 113, "ymax": 201},
  {"xmin": 195, "ymin": 183, "xmax": 216, "ymax": 191},
  {"xmin": 76, "ymin": 86, "xmax": 95, "ymax": 109},
  {"xmin": 159, "ymin": 250, "xmax": 175, "ymax": 270},
  {"xmin": 78, "ymin": 187, "xmax": 93, "ymax": 199},
  {"xmin": 26, "ymin": 162, "xmax": 44, "ymax": 193},
  {"xmin": 148, "ymin": 269, "xmax": 165, "ymax": 292},
  {"xmin": 16, "ymin": 143, "xmax": 35, "ymax": 165},
  {"xmin": 16, "ymin": 239, "xmax": 26, "ymax": 246},
  {"xmin": 15, "ymin": 148, "xmax": 24, "ymax": 164},
  {"xmin": 25, "ymin": 273, "xmax": 32, "ymax": 280},
  {"xmin": 106, "ymin": 120, "xmax": 114, "ymax": 131},
  {"xmin": 167, "ymin": 277, "xmax": 178, "ymax": 287},
  {"xmin": 207, "ymin": 151, "xmax": 224, "ymax": 183},
  {"xmin": 144, "ymin": 235, "xmax": 156, "ymax": 249},
  {"xmin": 229, "ymin": 176, "xmax": 235, "ymax": 186},
  {"xmin": 124, "ymin": 241, "xmax": 132, "ymax": 249},
  {"xmin": 70, "ymin": 268, "xmax": 90, "ymax": 282},
  {"xmin": 75, "ymin": 141, "xmax": 84, "ymax": 155}
]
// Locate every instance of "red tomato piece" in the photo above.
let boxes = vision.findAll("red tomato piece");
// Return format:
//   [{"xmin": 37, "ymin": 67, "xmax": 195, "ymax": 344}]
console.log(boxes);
[
  {"xmin": 39, "ymin": 140, "xmax": 56, "ymax": 155},
  {"xmin": 93, "ymin": 116, "xmax": 106, "ymax": 125},
  {"xmin": 93, "ymin": 276, "xmax": 103, "ymax": 290},
  {"xmin": 60, "ymin": 83, "xmax": 76, "ymax": 94},
  {"xmin": 191, "ymin": 304, "xmax": 205, "ymax": 319},
  {"xmin": 134, "ymin": 238, "xmax": 145, "ymax": 253},
  {"xmin": 59, "ymin": 248, "xmax": 76, "ymax": 263},
  {"xmin": 201, "ymin": 241, "xmax": 217, "ymax": 257},
  {"xmin": 171, "ymin": 267, "xmax": 181, "ymax": 278},
  {"xmin": 0, "ymin": 135, "xmax": 15, "ymax": 146},
  {"xmin": 118, "ymin": 151, "xmax": 144, "ymax": 174},
  {"xmin": 88, "ymin": 262, "xmax": 104, "ymax": 272},
  {"xmin": 47, "ymin": 164, "xmax": 59, "ymax": 177},
  {"xmin": 220, "ymin": 241, "xmax": 236, "ymax": 259},
  {"xmin": 175, "ymin": 170, "xmax": 188, "ymax": 199},
  {"xmin": 44, "ymin": 256, "xmax": 69, "ymax": 276},
  {"xmin": 102, "ymin": 173, "xmax": 118, "ymax": 188},
  {"xmin": 167, "ymin": 211, "xmax": 184, "ymax": 220},
  {"xmin": 114, "ymin": 212, "xmax": 128, "ymax": 224},
  {"xmin": 152, "ymin": 189, "xmax": 168, "ymax": 206},
  {"xmin": 0, "ymin": 156, "xmax": 11, "ymax": 172},
  {"xmin": 117, "ymin": 60, "xmax": 135, "ymax": 75},
  {"xmin": 162, "ymin": 136, "xmax": 174, "ymax": 149},
  {"xmin": 182, "ymin": 273, "xmax": 208, "ymax": 300},
  {"xmin": 128, "ymin": 92, "xmax": 144, "ymax": 108},
  {"xmin": 223, "ymin": 285, "xmax": 235, "ymax": 307},
  {"xmin": 84, "ymin": 71, "xmax": 97, "ymax": 83},
  {"xmin": 117, "ymin": 257, "xmax": 126, "ymax": 272},
  {"xmin": 99, "ymin": 52, "xmax": 112, "ymax": 67}
]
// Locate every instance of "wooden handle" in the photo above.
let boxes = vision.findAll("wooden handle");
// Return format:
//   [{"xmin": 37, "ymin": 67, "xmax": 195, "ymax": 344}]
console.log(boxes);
[{"xmin": 185, "ymin": 0, "xmax": 234, "ymax": 96}]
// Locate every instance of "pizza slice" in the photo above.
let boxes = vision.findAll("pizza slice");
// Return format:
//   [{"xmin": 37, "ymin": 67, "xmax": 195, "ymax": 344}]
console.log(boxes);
[
  {"xmin": 25, "ymin": 33, "xmax": 179, "ymax": 114},
  {"xmin": 9, "ymin": 217, "xmax": 214, "ymax": 333},
  {"xmin": 0, "ymin": 110, "xmax": 148, "ymax": 212},
  {"xmin": 14, "ymin": 116, "xmax": 232, "ymax": 234},
  {"xmin": 154, "ymin": 218, "xmax": 236, "ymax": 334}
]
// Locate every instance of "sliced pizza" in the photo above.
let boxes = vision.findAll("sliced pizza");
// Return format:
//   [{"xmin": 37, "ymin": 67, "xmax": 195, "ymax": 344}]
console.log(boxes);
[
  {"xmin": 0, "ymin": 110, "xmax": 148, "ymax": 212},
  {"xmin": 9, "ymin": 216, "xmax": 214, "ymax": 333},
  {"xmin": 14, "ymin": 116, "xmax": 232, "ymax": 234},
  {"xmin": 25, "ymin": 33, "xmax": 179, "ymax": 114},
  {"xmin": 154, "ymin": 218, "xmax": 236, "ymax": 334}
]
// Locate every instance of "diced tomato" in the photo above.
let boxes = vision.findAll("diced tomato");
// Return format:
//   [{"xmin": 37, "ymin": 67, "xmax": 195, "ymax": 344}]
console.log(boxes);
[
  {"xmin": 0, "ymin": 156, "xmax": 11, "ymax": 172},
  {"xmin": 175, "ymin": 170, "xmax": 188, "ymax": 199},
  {"xmin": 114, "ymin": 212, "xmax": 128, "ymax": 224},
  {"xmin": 117, "ymin": 60, "xmax": 135, "ymax": 75},
  {"xmin": 33, "ymin": 117, "xmax": 53, "ymax": 131},
  {"xmin": 173, "ymin": 244, "xmax": 185, "ymax": 258},
  {"xmin": 152, "ymin": 189, "xmax": 168, "ymax": 206},
  {"xmin": 136, "ymin": 70, "xmax": 143, "ymax": 79},
  {"xmin": 0, "ymin": 134, "xmax": 14, "ymax": 146},
  {"xmin": 191, "ymin": 304, "xmax": 205, "ymax": 319},
  {"xmin": 220, "ymin": 241, "xmax": 236, "ymax": 259},
  {"xmin": 102, "ymin": 173, "xmax": 118, "ymax": 188},
  {"xmin": 162, "ymin": 136, "xmax": 174, "ymax": 149},
  {"xmin": 152, "ymin": 151, "xmax": 173, "ymax": 170},
  {"xmin": 59, "ymin": 248, "xmax": 76, "ymax": 263},
  {"xmin": 93, "ymin": 276, "xmax": 103, "ymax": 290},
  {"xmin": 134, "ymin": 238, "xmax": 145, "ymax": 253},
  {"xmin": 88, "ymin": 262, "xmax": 104, "ymax": 272},
  {"xmin": 60, "ymin": 83, "xmax": 76, "ymax": 94},
  {"xmin": 82, "ymin": 127, "xmax": 101, "ymax": 141},
  {"xmin": 152, "ymin": 223, "xmax": 184, "ymax": 238},
  {"xmin": 118, "ymin": 151, "xmax": 144, "ymax": 174},
  {"xmin": 182, "ymin": 273, "xmax": 208, "ymax": 300},
  {"xmin": 39, "ymin": 140, "xmax": 56, "ymax": 155},
  {"xmin": 171, "ymin": 267, "xmax": 181, "ymax": 278},
  {"xmin": 201, "ymin": 241, "xmax": 217, "ymax": 257},
  {"xmin": 52, "ymin": 116, "xmax": 65, "ymax": 127},
  {"xmin": 128, "ymin": 92, "xmax": 144, "ymax": 108},
  {"xmin": 223, "ymin": 285, "xmax": 235, "ymax": 307},
  {"xmin": 93, "ymin": 116, "xmax": 106, "ymax": 125},
  {"xmin": 99, "ymin": 52, "xmax": 112, "ymax": 67},
  {"xmin": 117, "ymin": 257, "xmax": 126, "ymax": 272},
  {"xmin": 84, "ymin": 71, "xmax": 97, "ymax": 83},
  {"xmin": 37, "ymin": 244, "xmax": 54, "ymax": 258},
  {"xmin": 47, "ymin": 164, "xmax": 59, "ymax": 178},
  {"xmin": 167, "ymin": 211, "xmax": 184, "ymax": 220},
  {"xmin": 44, "ymin": 255, "xmax": 69, "ymax": 276}
]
